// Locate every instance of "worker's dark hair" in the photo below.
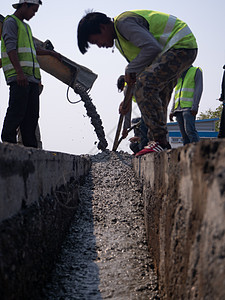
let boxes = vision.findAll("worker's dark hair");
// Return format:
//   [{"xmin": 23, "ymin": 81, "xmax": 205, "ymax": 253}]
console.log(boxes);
[
  {"xmin": 77, "ymin": 11, "xmax": 112, "ymax": 54},
  {"xmin": 117, "ymin": 75, "xmax": 125, "ymax": 92}
]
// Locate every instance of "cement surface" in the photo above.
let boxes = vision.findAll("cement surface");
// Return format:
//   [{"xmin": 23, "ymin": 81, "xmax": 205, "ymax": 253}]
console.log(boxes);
[{"xmin": 42, "ymin": 151, "xmax": 159, "ymax": 299}]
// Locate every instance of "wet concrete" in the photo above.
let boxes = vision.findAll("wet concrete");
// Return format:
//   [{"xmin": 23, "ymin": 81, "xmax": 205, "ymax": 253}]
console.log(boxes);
[
  {"xmin": 74, "ymin": 84, "xmax": 108, "ymax": 151},
  {"xmin": 42, "ymin": 151, "xmax": 159, "ymax": 299}
]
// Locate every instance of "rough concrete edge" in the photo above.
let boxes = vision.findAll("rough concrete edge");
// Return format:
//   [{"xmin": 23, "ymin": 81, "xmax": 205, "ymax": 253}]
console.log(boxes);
[
  {"xmin": 0, "ymin": 143, "xmax": 92, "ymax": 300},
  {"xmin": 0, "ymin": 142, "xmax": 91, "ymax": 222},
  {"xmin": 133, "ymin": 139, "xmax": 225, "ymax": 299}
]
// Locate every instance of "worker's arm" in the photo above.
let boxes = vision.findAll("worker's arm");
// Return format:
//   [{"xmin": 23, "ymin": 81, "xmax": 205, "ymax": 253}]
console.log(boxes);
[
  {"xmin": 116, "ymin": 15, "xmax": 162, "ymax": 75},
  {"xmin": 191, "ymin": 68, "xmax": 203, "ymax": 116},
  {"xmin": 122, "ymin": 107, "xmax": 132, "ymax": 138},
  {"xmin": 36, "ymin": 48, "xmax": 62, "ymax": 61},
  {"xmin": 119, "ymin": 84, "xmax": 134, "ymax": 116},
  {"xmin": 1, "ymin": 17, "xmax": 28, "ymax": 86},
  {"xmin": 7, "ymin": 49, "xmax": 28, "ymax": 86}
]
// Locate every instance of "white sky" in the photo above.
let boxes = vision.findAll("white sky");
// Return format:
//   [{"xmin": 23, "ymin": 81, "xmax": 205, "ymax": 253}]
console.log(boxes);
[{"xmin": 1, "ymin": 0, "xmax": 225, "ymax": 155}]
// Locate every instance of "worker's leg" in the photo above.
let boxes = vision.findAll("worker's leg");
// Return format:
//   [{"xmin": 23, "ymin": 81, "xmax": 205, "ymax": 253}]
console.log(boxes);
[
  {"xmin": 130, "ymin": 141, "xmax": 140, "ymax": 154},
  {"xmin": 1, "ymin": 82, "xmax": 28, "ymax": 144},
  {"xmin": 20, "ymin": 83, "xmax": 39, "ymax": 148},
  {"xmin": 160, "ymin": 79, "xmax": 177, "ymax": 147},
  {"xmin": 18, "ymin": 123, "xmax": 42, "ymax": 148},
  {"xmin": 183, "ymin": 110, "xmax": 200, "ymax": 143},
  {"xmin": 175, "ymin": 112, "xmax": 190, "ymax": 145},
  {"xmin": 218, "ymin": 104, "xmax": 225, "ymax": 138},
  {"xmin": 135, "ymin": 48, "xmax": 197, "ymax": 148},
  {"xmin": 35, "ymin": 124, "xmax": 42, "ymax": 149}
]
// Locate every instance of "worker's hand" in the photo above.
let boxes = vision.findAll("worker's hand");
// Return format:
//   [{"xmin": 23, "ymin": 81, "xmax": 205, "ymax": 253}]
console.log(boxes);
[
  {"xmin": 37, "ymin": 48, "xmax": 62, "ymax": 61},
  {"xmin": 119, "ymin": 101, "xmax": 131, "ymax": 116},
  {"xmin": 191, "ymin": 110, "xmax": 197, "ymax": 116},
  {"xmin": 169, "ymin": 113, "xmax": 174, "ymax": 122},
  {"xmin": 17, "ymin": 70, "xmax": 28, "ymax": 87},
  {"xmin": 122, "ymin": 128, "xmax": 128, "ymax": 139},
  {"xmin": 38, "ymin": 83, "xmax": 44, "ymax": 95},
  {"xmin": 50, "ymin": 51, "xmax": 62, "ymax": 61},
  {"xmin": 129, "ymin": 136, "xmax": 140, "ymax": 143},
  {"xmin": 125, "ymin": 72, "xmax": 136, "ymax": 86}
]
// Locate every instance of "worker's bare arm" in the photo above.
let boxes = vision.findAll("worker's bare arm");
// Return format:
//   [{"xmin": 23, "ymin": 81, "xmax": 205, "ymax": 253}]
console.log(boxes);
[
  {"xmin": 36, "ymin": 48, "xmax": 62, "ymax": 61},
  {"xmin": 8, "ymin": 49, "xmax": 28, "ymax": 86}
]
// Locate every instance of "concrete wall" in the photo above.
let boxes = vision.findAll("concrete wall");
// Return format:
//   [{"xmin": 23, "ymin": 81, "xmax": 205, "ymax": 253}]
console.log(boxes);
[
  {"xmin": 133, "ymin": 139, "xmax": 225, "ymax": 300},
  {"xmin": 0, "ymin": 143, "xmax": 91, "ymax": 300}
]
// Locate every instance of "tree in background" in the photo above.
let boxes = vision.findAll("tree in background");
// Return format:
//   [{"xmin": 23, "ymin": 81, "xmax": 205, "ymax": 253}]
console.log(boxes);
[{"xmin": 198, "ymin": 104, "xmax": 223, "ymax": 131}]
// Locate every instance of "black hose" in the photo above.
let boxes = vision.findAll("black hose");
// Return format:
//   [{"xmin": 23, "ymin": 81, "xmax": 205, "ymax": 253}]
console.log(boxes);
[{"xmin": 67, "ymin": 85, "xmax": 82, "ymax": 104}]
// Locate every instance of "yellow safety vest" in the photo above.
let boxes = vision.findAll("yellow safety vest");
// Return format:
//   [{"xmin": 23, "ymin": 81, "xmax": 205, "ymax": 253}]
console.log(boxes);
[
  {"xmin": 174, "ymin": 67, "xmax": 200, "ymax": 109},
  {"xmin": 114, "ymin": 10, "xmax": 197, "ymax": 63},
  {"xmin": 1, "ymin": 15, "xmax": 41, "ymax": 80}
]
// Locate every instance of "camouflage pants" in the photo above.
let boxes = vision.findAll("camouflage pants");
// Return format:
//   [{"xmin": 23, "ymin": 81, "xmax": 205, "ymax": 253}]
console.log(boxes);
[{"xmin": 135, "ymin": 48, "xmax": 197, "ymax": 145}]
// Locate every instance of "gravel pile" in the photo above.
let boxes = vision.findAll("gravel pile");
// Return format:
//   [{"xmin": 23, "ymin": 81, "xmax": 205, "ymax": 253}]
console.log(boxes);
[{"xmin": 42, "ymin": 150, "xmax": 159, "ymax": 299}]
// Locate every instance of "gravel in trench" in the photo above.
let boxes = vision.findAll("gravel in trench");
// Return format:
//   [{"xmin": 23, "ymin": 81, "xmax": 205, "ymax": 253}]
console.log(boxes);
[{"xmin": 42, "ymin": 150, "xmax": 159, "ymax": 299}]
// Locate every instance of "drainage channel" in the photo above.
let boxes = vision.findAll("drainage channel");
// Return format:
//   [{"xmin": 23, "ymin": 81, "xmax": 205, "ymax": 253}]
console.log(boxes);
[{"xmin": 41, "ymin": 151, "xmax": 159, "ymax": 299}]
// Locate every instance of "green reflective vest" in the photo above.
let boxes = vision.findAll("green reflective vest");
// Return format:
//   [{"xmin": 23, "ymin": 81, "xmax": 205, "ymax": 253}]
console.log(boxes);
[
  {"xmin": 1, "ymin": 15, "xmax": 41, "ymax": 80},
  {"xmin": 114, "ymin": 10, "xmax": 197, "ymax": 63},
  {"xmin": 174, "ymin": 67, "xmax": 200, "ymax": 109}
]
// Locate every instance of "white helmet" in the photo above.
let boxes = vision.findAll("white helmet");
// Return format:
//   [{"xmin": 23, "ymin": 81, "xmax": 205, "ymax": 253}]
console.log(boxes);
[{"xmin": 12, "ymin": 0, "xmax": 42, "ymax": 9}]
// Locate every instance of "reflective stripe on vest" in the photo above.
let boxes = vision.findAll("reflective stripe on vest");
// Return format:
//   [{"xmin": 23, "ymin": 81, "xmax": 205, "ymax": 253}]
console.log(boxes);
[
  {"xmin": 174, "ymin": 67, "xmax": 198, "ymax": 109},
  {"xmin": 1, "ymin": 47, "xmax": 37, "ymax": 58},
  {"xmin": 159, "ymin": 15, "xmax": 177, "ymax": 46},
  {"xmin": 1, "ymin": 15, "xmax": 41, "ymax": 80},
  {"xmin": 3, "ymin": 61, "xmax": 40, "ymax": 72},
  {"xmin": 114, "ymin": 10, "xmax": 197, "ymax": 63}
]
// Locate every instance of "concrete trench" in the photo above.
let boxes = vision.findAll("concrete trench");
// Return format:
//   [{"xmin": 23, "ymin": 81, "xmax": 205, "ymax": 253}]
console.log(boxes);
[
  {"xmin": 1, "ymin": 140, "xmax": 225, "ymax": 299},
  {"xmin": 41, "ymin": 151, "xmax": 159, "ymax": 299}
]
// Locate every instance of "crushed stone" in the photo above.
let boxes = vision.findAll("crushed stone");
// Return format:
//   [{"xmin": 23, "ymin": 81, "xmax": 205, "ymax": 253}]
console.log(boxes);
[{"xmin": 42, "ymin": 150, "xmax": 159, "ymax": 299}]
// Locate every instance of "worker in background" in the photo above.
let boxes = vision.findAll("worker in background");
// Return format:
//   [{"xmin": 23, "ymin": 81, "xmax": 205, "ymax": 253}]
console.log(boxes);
[
  {"xmin": 117, "ymin": 74, "xmax": 132, "ymax": 140},
  {"xmin": 169, "ymin": 66, "xmax": 203, "ymax": 145},
  {"xmin": 1, "ymin": 0, "xmax": 61, "ymax": 148},
  {"xmin": 77, "ymin": 10, "xmax": 197, "ymax": 154},
  {"xmin": 117, "ymin": 74, "xmax": 149, "ymax": 154},
  {"xmin": 129, "ymin": 117, "xmax": 148, "ymax": 154},
  {"xmin": 218, "ymin": 65, "xmax": 225, "ymax": 138}
]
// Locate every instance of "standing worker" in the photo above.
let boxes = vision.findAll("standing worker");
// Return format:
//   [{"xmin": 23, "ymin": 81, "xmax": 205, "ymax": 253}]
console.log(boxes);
[
  {"xmin": 169, "ymin": 66, "xmax": 203, "ymax": 145},
  {"xmin": 218, "ymin": 65, "xmax": 225, "ymax": 138},
  {"xmin": 77, "ymin": 10, "xmax": 198, "ymax": 154},
  {"xmin": 1, "ymin": 0, "xmax": 61, "ymax": 148}
]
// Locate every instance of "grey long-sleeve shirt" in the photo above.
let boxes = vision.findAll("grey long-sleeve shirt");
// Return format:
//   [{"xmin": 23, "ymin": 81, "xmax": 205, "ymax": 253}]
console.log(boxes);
[
  {"xmin": 170, "ymin": 67, "xmax": 203, "ymax": 113},
  {"xmin": 115, "ymin": 13, "xmax": 162, "ymax": 74}
]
